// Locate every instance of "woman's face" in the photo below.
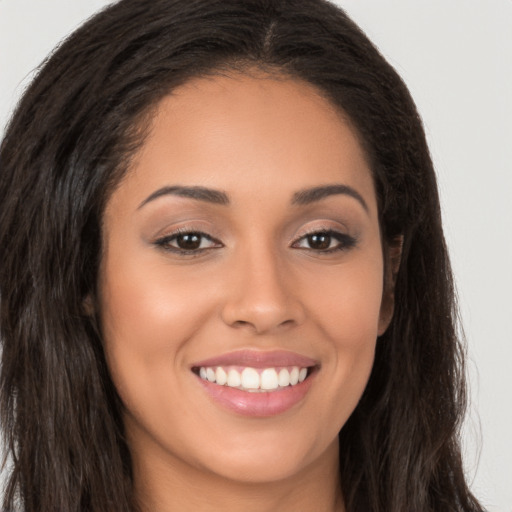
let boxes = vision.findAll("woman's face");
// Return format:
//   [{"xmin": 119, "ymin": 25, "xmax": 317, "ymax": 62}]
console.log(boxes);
[{"xmin": 99, "ymin": 72, "xmax": 392, "ymax": 485}]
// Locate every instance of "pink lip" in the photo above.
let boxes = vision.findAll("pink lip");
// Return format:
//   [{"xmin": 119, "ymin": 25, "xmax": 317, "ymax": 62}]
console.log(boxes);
[
  {"xmin": 191, "ymin": 349, "xmax": 317, "ymax": 369},
  {"xmin": 192, "ymin": 350, "xmax": 318, "ymax": 417},
  {"xmin": 196, "ymin": 374, "xmax": 316, "ymax": 417}
]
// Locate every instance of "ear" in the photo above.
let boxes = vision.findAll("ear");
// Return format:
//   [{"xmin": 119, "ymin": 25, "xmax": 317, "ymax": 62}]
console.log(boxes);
[
  {"xmin": 82, "ymin": 293, "xmax": 95, "ymax": 316},
  {"xmin": 378, "ymin": 235, "xmax": 403, "ymax": 335}
]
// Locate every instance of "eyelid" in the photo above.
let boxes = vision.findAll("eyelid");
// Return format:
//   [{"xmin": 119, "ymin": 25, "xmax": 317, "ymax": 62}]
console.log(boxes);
[
  {"xmin": 291, "ymin": 222, "xmax": 348, "ymax": 241},
  {"xmin": 153, "ymin": 227, "xmax": 224, "ymax": 254},
  {"xmin": 290, "ymin": 224, "xmax": 357, "ymax": 252},
  {"xmin": 150, "ymin": 219, "xmax": 222, "ymax": 244}
]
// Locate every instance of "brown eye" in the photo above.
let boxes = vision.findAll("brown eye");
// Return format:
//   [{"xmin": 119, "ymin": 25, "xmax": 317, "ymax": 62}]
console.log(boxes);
[
  {"xmin": 292, "ymin": 230, "xmax": 357, "ymax": 253},
  {"xmin": 306, "ymin": 233, "xmax": 332, "ymax": 250},
  {"xmin": 155, "ymin": 231, "xmax": 222, "ymax": 253},
  {"xmin": 175, "ymin": 233, "xmax": 202, "ymax": 250}
]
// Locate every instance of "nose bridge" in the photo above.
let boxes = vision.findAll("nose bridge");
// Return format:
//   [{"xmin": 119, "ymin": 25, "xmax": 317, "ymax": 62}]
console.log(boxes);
[{"xmin": 220, "ymin": 238, "xmax": 303, "ymax": 333}]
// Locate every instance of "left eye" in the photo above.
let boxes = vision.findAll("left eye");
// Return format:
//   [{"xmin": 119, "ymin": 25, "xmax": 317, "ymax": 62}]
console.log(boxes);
[
  {"xmin": 156, "ymin": 232, "xmax": 221, "ymax": 252},
  {"xmin": 292, "ymin": 231, "xmax": 356, "ymax": 252}
]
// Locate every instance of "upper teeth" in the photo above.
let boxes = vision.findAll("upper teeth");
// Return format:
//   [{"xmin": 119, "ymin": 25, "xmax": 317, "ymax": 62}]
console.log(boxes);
[{"xmin": 198, "ymin": 366, "xmax": 308, "ymax": 391}]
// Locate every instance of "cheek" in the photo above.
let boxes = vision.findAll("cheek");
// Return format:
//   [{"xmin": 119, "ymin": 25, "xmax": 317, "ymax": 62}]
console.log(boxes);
[
  {"xmin": 100, "ymin": 247, "xmax": 211, "ymax": 347},
  {"xmin": 302, "ymin": 259, "xmax": 383, "ymax": 422},
  {"xmin": 307, "ymin": 257, "xmax": 384, "ymax": 342},
  {"xmin": 98, "ymin": 257, "xmax": 223, "ymax": 457},
  {"xmin": 98, "ymin": 250, "xmax": 215, "ymax": 401}
]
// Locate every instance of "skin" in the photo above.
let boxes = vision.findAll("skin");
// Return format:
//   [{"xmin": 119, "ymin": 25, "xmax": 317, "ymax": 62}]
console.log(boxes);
[{"xmin": 98, "ymin": 71, "xmax": 395, "ymax": 512}]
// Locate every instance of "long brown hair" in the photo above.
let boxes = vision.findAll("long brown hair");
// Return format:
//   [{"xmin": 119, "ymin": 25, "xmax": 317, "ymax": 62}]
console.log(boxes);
[{"xmin": 0, "ymin": 1, "xmax": 483, "ymax": 510}]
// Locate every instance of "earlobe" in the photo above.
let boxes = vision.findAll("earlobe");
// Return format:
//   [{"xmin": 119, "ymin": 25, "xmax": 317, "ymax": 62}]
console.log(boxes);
[
  {"xmin": 378, "ymin": 235, "xmax": 403, "ymax": 335},
  {"xmin": 82, "ymin": 294, "xmax": 95, "ymax": 316}
]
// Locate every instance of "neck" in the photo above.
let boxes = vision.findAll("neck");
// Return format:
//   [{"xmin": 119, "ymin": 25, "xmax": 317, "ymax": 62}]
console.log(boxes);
[{"xmin": 131, "ymin": 438, "xmax": 344, "ymax": 512}]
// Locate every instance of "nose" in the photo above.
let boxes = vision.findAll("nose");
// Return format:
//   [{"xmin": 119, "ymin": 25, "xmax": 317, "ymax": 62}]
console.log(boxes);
[{"xmin": 220, "ymin": 246, "xmax": 305, "ymax": 334}]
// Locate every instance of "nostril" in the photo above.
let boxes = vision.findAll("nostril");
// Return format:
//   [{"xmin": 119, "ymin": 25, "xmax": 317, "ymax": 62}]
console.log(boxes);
[
  {"xmin": 220, "ymin": 288, "xmax": 305, "ymax": 334},
  {"xmin": 232, "ymin": 320, "xmax": 251, "ymax": 328},
  {"xmin": 230, "ymin": 317, "xmax": 296, "ymax": 333}
]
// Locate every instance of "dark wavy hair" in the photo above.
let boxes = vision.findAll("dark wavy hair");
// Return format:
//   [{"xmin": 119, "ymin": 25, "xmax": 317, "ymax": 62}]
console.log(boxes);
[{"xmin": 0, "ymin": 0, "xmax": 483, "ymax": 510}]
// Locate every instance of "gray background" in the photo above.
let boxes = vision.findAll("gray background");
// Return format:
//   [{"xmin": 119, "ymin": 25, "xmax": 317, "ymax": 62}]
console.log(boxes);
[{"xmin": 1, "ymin": 1, "xmax": 511, "ymax": 510}]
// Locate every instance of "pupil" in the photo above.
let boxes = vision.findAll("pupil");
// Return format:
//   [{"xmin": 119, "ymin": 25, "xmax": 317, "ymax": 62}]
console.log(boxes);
[
  {"xmin": 177, "ymin": 233, "xmax": 201, "ymax": 250},
  {"xmin": 308, "ymin": 233, "xmax": 330, "ymax": 250}
]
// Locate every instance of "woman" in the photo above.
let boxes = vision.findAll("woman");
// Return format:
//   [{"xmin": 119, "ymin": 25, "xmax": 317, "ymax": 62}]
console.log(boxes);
[{"xmin": 0, "ymin": 0, "xmax": 485, "ymax": 510}]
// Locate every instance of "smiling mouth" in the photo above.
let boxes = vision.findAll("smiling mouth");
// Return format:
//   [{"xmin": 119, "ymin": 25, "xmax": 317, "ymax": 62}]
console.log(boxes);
[
  {"xmin": 191, "ymin": 350, "xmax": 318, "ymax": 416},
  {"xmin": 193, "ymin": 365, "xmax": 315, "ymax": 392}
]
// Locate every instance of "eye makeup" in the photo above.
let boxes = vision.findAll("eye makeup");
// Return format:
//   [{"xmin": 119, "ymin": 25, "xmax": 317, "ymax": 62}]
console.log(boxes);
[{"xmin": 154, "ymin": 228, "xmax": 223, "ymax": 255}]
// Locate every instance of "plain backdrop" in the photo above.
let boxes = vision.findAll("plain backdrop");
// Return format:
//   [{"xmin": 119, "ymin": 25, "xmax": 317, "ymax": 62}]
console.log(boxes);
[{"xmin": 1, "ymin": 1, "xmax": 511, "ymax": 510}]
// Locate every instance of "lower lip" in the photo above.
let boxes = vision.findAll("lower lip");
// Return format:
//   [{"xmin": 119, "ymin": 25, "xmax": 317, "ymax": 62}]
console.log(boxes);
[{"xmin": 195, "ymin": 373, "xmax": 315, "ymax": 417}]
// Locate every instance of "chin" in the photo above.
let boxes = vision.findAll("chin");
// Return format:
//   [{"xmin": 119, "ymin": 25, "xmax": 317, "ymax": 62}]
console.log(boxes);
[{"xmin": 189, "ymin": 426, "xmax": 339, "ymax": 485}]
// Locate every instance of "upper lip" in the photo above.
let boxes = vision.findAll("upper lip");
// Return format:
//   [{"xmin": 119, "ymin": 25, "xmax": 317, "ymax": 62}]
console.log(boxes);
[{"xmin": 191, "ymin": 349, "xmax": 318, "ymax": 369}]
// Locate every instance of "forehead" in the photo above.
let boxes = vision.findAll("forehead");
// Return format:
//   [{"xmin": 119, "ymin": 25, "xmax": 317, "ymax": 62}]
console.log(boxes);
[{"xmin": 110, "ymin": 71, "xmax": 376, "ymax": 215}]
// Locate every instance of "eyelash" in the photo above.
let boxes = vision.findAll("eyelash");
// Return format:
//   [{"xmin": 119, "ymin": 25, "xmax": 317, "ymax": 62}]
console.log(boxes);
[
  {"xmin": 154, "ymin": 228, "xmax": 357, "ymax": 255},
  {"xmin": 291, "ymin": 229, "xmax": 357, "ymax": 253},
  {"xmin": 154, "ymin": 229, "xmax": 223, "ymax": 255}
]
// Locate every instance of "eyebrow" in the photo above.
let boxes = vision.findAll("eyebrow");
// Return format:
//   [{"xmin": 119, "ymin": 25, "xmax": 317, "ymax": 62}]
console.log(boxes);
[
  {"xmin": 291, "ymin": 184, "xmax": 369, "ymax": 212},
  {"xmin": 138, "ymin": 183, "xmax": 368, "ymax": 212},
  {"xmin": 138, "ymin": 185, "xmax": 229, "ymax": 209}
]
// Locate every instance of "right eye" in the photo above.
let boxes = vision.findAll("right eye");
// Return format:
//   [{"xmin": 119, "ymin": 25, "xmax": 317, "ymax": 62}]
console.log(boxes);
[
  {"xmin": 291, "ymin": 230, "xmax": 357, "ymax": 253},
  {"xmin": 155, "ymin": 231, "xmax": 222, "ymax": 254}
]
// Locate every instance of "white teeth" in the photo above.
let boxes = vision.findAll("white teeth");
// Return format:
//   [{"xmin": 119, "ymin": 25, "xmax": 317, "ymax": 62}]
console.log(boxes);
[
  {"xmin": 227, "ymin": 368, "xmax": 241, "ymax": 387},
  {"xmin": 197, "ymin": 365, "xmax": 310, "ymax": 391},
  {"xmin": 241, "ymin": 367, "xmax": 260, "ymax": 389},
  {"xmin": 278, "ymin": 368, "xmax": 290, "ymax": 387},
  {"xmin": 215, "ymin": 367, "xmax": 227, "ymax": 385},
  {"xmin": 260, "ymin": 368, "xmax": 279, "ymax": 390},
  {"xmin": 289, "ymin": 367, "xmax": 299, "ymax": 385}
]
